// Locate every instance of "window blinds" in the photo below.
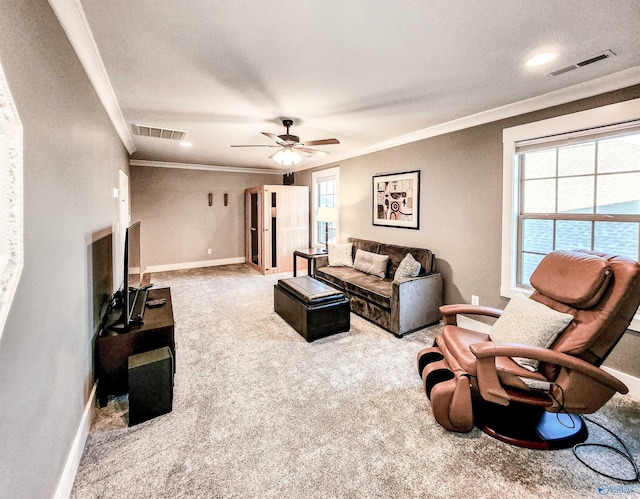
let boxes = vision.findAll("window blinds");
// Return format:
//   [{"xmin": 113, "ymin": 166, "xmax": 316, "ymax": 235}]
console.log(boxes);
[{"xmin": 515, "ymin": 119, "xmax": 640, "ymax": 154}]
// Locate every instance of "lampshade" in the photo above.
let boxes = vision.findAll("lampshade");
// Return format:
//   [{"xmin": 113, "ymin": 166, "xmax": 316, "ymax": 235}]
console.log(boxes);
[
  {"xmin": 272, "ymin": 145, "xmax": 302, "ymax": 166},
  {"xmin": 316, "ymin": 206, "xmax": 337, "ymax": 223}
]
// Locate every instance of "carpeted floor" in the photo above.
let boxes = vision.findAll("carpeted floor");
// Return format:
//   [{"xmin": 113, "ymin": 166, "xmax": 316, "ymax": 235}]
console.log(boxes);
[{"xmin": 71, "ymin": 264, "xmax": 640, "ymax": 498}]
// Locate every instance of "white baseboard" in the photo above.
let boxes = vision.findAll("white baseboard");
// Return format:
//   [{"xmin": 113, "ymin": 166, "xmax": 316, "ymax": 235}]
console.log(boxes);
[
  {"xmin": 145, "ymin": 256, "xmax": 245, "ymax": 274},
  {"xmin": 54, "ymin": 382, "xmax": 97, "ymax": 499},
  {"xmin": 600, "ymin": 366, "xmax": 640, "ymax": 400},
  {"xmin": 454, "ymin": 314, "xmax": 640, "ymax": 400}
]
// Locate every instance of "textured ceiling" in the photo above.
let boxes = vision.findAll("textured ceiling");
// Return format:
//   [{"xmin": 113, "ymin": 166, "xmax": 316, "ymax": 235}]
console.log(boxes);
[{"xmin": 79, "ymin": 0, "xmax": 640, "ymax": 171}]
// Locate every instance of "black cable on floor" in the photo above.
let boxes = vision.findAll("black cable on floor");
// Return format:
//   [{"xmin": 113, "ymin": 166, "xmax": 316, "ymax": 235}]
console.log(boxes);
[
  {"xmin": 573, "ymin": 416, "xmax": 640, "ymax": 483},
  {"xmin": 549, "ymin": 384, "xmax": 638, "ymax": 482}
]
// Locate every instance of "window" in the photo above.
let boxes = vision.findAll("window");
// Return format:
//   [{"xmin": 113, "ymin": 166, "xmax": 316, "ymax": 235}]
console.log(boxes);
[
  {"xmin": 502, "ymin": 98, "xmax": 640, "ymax": 331},
  {"xmin": 518, "ymin": 132, "xmax": 640, "ymax": 285},
  {"xmin": 312, "ymin": 167, "xmax": 339, "ymax": 247},
  {"xmin": 0, "ymin": 60, "xmax": 24, "ymax": 338}
]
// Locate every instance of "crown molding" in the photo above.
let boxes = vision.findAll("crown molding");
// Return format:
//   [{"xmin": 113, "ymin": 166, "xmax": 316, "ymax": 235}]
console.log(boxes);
[
  {"xmin": 300, "ymin": 65, "xmax": 640, "ymax": 171},
  {"xmin": 0, "ymin": 60, "xmax": 24, "ymax": 340},
  {"xmin": 48, "ymin": 0, "xmax": 136, "ymax": 154},
  {"xmin": 129, "ymin": 159, "xmax": 281, "ymax": 175}
]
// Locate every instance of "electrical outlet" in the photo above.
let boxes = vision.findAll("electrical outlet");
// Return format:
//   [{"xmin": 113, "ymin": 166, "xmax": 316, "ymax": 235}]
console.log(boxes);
[
  {"xmin": 207, "ymin": 248, "xmax": 212, "ymax": 255},
  {"xmin": 471, "ymin": 295, "xmax": 479, "ymax": 306}
]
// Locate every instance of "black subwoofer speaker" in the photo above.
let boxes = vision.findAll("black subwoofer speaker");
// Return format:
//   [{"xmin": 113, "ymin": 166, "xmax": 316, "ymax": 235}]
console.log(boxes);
[{"xmin": 128, "ymin": 346, "xmax": 174, "ymax": 426}]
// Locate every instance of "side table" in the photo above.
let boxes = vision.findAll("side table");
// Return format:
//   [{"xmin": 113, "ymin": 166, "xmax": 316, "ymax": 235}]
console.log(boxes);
[{"xmin": 293, "ymin": 247, "xmax": 328, "ymax": 277}]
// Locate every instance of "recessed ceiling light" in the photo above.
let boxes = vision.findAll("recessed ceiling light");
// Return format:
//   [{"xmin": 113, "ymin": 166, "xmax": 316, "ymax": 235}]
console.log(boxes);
[
  {"xmin": 526, "ymin": 52, "xmax": 558, "ymax": 67},
  {"xmin": 180, "ymin": 141, "xmax": 192, "ymax": 147}
]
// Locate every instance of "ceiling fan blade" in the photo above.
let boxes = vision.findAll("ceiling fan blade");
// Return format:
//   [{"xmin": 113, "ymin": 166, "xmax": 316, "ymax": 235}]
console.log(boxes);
[
  {"xmin": 262, "ymin": 132, "xmax": 288, "ymax": 145},
  {"xmin": 302, "ymin": 138, "xmax": 340, "ymax": 146},
  {"xmin": 297, "ymin": 147, "xmax": 329, "ymax": 156},
  {"xmin": 230, "ymin": 144, "xmax": 281, "ymax": 147}
]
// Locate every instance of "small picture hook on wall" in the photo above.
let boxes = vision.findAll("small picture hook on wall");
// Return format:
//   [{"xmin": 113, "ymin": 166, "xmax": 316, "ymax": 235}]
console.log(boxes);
[
  {"xmin": 208, "ymin": 193, "xmax": 213, "ymax": 206},
  {"xmin": 224, "ymin": 193, "xmax": 228, "ymax": 206}
]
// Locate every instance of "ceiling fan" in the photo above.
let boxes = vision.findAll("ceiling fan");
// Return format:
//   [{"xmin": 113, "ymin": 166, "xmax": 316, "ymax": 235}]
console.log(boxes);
[{"xmin": 231, "ymin": 119, "xmax": 339, "ymax": 166}]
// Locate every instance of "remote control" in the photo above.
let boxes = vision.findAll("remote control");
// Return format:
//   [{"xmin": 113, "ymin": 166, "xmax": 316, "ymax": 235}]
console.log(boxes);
[
  {"xmin": 519, "ymin": 377, "xmax": 552, "ymax": 392},
  {"xmin": 146, "ymin": 298, "xmax": 166, "ymax": 308}
]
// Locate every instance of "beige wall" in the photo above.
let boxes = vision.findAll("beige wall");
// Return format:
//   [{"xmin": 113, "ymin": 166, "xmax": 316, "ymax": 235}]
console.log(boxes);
[
  {"xmin": 296, "ymin": 84, "xmax": 640, "ymax": 378},
  {"xmin": 0, "ymin": 1, "xmax": 129, "ymax": 496},
  {"xmin": 130, "ymin": 166, "xmax": 281, "ymax": 268}
]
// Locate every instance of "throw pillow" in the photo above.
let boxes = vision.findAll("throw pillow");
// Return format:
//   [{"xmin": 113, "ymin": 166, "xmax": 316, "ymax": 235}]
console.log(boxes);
[
  {"xmin": 353, "ymin": 249, "xmax": 389, "ymax": 278},
  {"xmin": 393, "ymin": 252, "xmax": 421, "ymax": 280},
  {"xmin": 489, "ymin": 293, "xmax": 573, "ymax": 371},
  {"xmin": 328, "ymin": 243, "xmax": 353, "ymax": 267}
]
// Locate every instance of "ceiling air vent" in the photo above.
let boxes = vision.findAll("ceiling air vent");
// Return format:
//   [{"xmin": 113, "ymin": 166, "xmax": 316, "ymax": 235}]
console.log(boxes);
[
  {"xmin": 549, "ymin": 65, "xmax": 578, "ymax": 77},
  {"xmin": 133, "ymin": 124, "xmax": 187, "ymax": 141},
  {"xmin": 577, "ymin": 49, "xmax": 616, "ymax": 67},
  {"xmin": 548, "ymin": 49, "xmax": 616, "ymax": 77}
]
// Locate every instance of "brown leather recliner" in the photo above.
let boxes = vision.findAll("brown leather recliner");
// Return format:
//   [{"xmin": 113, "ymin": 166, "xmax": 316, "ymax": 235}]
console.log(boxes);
[{"xmin": 417, "ymin": 250, "xmax": 640, "ymax": 449}]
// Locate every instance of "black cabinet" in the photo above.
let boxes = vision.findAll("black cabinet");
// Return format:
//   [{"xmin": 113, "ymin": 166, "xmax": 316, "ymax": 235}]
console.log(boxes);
[{"xmin": 96, "ymin": 287, "xmax": 175, "ymax": 406}]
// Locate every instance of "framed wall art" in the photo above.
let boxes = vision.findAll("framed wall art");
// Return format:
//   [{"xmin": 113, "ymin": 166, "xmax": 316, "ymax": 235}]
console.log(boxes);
[{"xmin": 372, "ymin": 170, "xmax": 420, "ymax": 229}]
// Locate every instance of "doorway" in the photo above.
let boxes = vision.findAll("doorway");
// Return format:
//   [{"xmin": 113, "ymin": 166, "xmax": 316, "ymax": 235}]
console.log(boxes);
[{"xmin": 116, "ymin": 169, "xmax": 130, "ymax": 290}]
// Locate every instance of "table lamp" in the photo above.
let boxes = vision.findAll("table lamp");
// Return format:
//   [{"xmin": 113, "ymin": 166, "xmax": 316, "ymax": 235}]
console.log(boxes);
[{"xmin": 316, "ymin": 207, "xmax": 337, "ymax": 252}]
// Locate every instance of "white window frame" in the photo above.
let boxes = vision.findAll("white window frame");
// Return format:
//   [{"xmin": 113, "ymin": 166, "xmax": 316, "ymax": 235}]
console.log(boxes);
[
  {"xmin": 312, "ymin": 166, "xmax": 340, "ymax": 248},
  {"xmin": 502, "ymin": 97, "xmax": 640, "ymax": 332},
  {"xmin": 0, "ymin": 61, "xmax": 24, "ymax": 339}
]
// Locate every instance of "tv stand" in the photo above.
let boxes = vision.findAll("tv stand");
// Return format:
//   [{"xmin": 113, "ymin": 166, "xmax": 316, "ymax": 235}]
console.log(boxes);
[{"xmin": 96, "ymin": 287, "xmax": 175, "ymax": 406}]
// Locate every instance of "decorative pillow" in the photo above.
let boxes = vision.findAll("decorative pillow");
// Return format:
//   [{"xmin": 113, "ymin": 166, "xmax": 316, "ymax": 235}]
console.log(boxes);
[
  {"xmin": 328, "ymin": 243, "xmax": 353, "ymax": 267},
  {"xmin": 489, "ymin": 293, "xmax": 574, "ymax": 371},
  {"xmin": 393, "ymin": 252, "xmax": 421, "ymax": 280},
  {"xmin": 353, "ymin": 249, "xmax": 389, "ymax": 278}
]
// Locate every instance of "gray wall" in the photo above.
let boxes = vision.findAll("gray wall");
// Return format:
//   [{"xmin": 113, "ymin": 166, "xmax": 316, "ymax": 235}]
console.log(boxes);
[
  {"xmin": 296, "ymin": 85, "xmax": 640, "ymax": 378},
  {"xmin": 130, "ymin": 166, "xmax": 280, "ymax": 268},
  {"xmin": 0, "ymin": 1, "xmax": 129, "ymax": 496}
]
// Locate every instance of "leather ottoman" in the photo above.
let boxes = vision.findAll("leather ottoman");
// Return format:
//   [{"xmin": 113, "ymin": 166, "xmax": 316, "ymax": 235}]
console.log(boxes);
[{"xmin": 274, "ymin": 275, "xmax": 350, "ymax": 342}]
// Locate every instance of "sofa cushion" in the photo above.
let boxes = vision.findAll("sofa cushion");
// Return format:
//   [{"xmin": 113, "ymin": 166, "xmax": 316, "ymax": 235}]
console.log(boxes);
[
  {"xmin": 343, "ymin": 274, "xmax": 392, "ymax": 309},
  {"xmin": 315, "ymin": 266, "xmax": 360, "ymax": 289},
  {"xmin": 347, "ymin": 237, "xmax": 380, "ymax": 258},
  {"xmin": 316, "ymin": 266, "xmax": 392, "ymax": 309},
  {"xmin": 379, "ymin": 243, "xmax": 434, "ymax": 277},
  {"xmin": 328, "ymin": 243, "xmax": 353, "ymax": 267},
  {"xmin": 394, "ymin": 252, "xmax": 421, "ymax": 280},
  {"xmin": 353, "ymin": 249, "xmax": 389, "ymax": 278}
]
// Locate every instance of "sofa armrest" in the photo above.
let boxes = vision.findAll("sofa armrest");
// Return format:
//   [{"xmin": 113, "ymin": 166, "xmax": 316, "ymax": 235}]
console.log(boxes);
[
  {"xmin": 391, "ymin": 273, "xmax": 443, "ymax": 335},
  {"xmin": 312, "ymin": 255, "xmax": 329, "ymax": 276}
]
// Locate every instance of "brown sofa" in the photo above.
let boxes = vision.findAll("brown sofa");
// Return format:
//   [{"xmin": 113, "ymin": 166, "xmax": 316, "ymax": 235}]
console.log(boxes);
[{"xmin": 312, "ymin": 237, "xmax": 443, "ymax": 337}]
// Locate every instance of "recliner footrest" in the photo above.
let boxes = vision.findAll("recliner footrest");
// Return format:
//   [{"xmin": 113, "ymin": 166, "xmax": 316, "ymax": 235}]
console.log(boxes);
[
  {"xmin": 417, "ymin": 345, "xmax": 474, "ymax": 432},
  {"xmin": 416, "ymin": 346, "xmax": 444, "ymax": 378}
]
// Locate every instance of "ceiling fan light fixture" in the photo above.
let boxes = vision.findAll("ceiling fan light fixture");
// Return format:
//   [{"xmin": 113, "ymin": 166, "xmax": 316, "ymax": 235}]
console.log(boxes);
[
  {"xmin": 233, "ymin": 119, "xmax": 338, "ymax": 164},
  {"xmin": 273, "ymin": 145, "xmax": 302, "ymax": 166}
]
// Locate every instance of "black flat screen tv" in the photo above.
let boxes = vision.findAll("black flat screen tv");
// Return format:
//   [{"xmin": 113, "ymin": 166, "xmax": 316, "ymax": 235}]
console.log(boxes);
[{"xmin": 122, "ymin": 221, "xmax": 145, "ymax": 326}]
